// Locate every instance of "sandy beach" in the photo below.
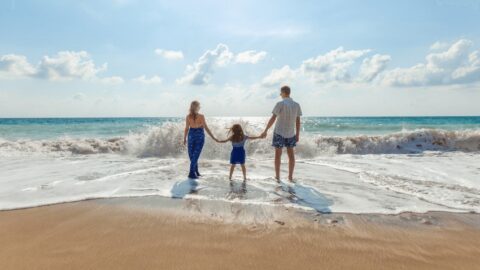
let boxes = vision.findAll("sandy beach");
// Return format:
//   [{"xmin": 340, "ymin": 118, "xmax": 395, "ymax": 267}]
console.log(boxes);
[
  {"xmin": 2, "ymin": 0, "xmax": 480, "ymax": 269},
  {"xmin": 1, "ymin": 197, "xmax": 480, "ymax": 270}
]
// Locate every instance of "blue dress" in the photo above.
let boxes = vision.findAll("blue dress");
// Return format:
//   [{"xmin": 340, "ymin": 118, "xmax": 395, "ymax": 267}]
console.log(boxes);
[
  {"xmin": 230, "ymin": 136, "xmax": 248, "ymax": 165},
  {"xmin": 188, "ymin": 127, "xmax": 205, "ymax": 178}
]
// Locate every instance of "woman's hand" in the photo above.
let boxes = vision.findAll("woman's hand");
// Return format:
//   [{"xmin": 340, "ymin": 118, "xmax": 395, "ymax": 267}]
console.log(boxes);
[{"xmin": 183, "ymin": 138, "xmax": 187, "ymax": 146}]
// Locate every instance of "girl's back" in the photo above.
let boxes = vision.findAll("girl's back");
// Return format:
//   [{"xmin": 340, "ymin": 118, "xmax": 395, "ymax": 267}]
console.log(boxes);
[{"xmin": 231, "ymin": 135, "xmax": 248, "ymax": 148}]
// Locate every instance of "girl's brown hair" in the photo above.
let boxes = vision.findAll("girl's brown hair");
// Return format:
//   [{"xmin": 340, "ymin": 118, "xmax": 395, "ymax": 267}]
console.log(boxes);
[
  {"xmin": 189, "ymin": 101, "xmax": 200, "ymax": 121},
  {"xmin": 228, "ymin": 124, "xmax": 245, "ymax": 143}
]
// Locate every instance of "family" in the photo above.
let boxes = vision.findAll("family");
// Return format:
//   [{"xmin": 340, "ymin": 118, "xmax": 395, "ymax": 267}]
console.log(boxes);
[{"xmin": 183, "ymin": 86, "xmax": 302, "ymax": 182}]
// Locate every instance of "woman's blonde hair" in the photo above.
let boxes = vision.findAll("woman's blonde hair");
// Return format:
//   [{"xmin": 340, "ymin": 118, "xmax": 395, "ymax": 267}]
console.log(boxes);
[{"xmin": 189, "ymin": 101, "xmax": 200, "ymax": 121}]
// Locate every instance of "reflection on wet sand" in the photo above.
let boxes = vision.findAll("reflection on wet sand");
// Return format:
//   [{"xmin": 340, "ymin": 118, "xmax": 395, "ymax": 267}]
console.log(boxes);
[
  {"xmin": 170, "ymin": 178, "xmax": 199, "ymax": 199},
  {"xmin": 227, "ymin": 180, "xmax": 247, "ymax": 200},
  {"xmin": 275, "ymin": 183, "xmax": 333, "ymax": 213}
]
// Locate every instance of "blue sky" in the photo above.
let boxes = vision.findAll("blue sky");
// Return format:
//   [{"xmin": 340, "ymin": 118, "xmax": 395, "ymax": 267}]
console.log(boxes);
[{"xmin": 1, "ymin": 0, "xmax": 480, "ymax": 117}]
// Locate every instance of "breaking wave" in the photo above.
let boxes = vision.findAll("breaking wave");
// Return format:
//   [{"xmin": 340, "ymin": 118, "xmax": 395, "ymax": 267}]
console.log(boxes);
[{"xmin": 1, "ymin": 121, "xmax": 479, "ymax": 157}]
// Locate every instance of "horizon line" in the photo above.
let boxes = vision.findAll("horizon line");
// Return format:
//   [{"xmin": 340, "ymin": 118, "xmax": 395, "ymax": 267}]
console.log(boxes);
[{"xmin": 1, "ymin": 115, "xmax": 479, "ymax": 119}]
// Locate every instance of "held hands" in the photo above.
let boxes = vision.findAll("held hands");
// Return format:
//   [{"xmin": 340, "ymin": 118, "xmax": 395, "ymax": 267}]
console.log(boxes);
[{"xmin": 260, "ymin": 131, "xmax": 267, "ymax": 139}]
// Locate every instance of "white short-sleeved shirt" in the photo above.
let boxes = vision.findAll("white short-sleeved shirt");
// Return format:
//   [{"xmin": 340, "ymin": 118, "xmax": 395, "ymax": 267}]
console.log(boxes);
[{"xmin": 272, "ymin": 97, "xmax": 302, "ymax": 138}]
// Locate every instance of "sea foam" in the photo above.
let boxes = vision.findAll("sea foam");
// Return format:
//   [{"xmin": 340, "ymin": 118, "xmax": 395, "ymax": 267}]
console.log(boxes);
[{"xmin": 1, "ymin": 121, "xmax": 479, "ymax": 157}]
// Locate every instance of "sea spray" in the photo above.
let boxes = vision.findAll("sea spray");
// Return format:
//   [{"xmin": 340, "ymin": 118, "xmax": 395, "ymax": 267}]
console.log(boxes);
[{"xmin": 1, "ymin": 122, "xmax": 479, "ymax": 157}]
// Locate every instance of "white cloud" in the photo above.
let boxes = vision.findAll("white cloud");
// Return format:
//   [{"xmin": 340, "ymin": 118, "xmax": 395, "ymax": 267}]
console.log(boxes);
[
  {"xmin": 100, "ymin": 76, "xmax": 124, "ymax": 85},
  {"xmin": 0, "ymin": 51, "xmax": 125, "ymax": 83},
  {"xmin": 261, "ymin": 65, "xmax": 297, "ymax": 87},
  {"xmin": 154, "ymin": 49, "xmax": 184, "ymax": 60},
  {"xmin": 358, "ymin": 54, "xmax": 391, "ymax": 82},
  {"xmin": 430, "ymin": 41, "xmax": 449, "ymax": 51},
  {"xmin": 260, "ymin": 47, "xmax": 386, "ymax": 87},
  {"xmin": 133, "ymin": 75, "xmax": 163, "ymax": 84},
  {"xmin": 301, "ymin": 47, "xmax": 371, "ymax": 83},
  {"xmin": 177, "ymin": 43, "xmax": 233, "ymax": 85},
  {"xmin": 36, "ymin": 51, "xmax": 107, "ymax": 81},
  {"xmin": 0, "ymin": 54, "xmax": 37, "ymax": 77},
  {"xmin": 235, "ymin": 50, "xmax": 267, "ymax": 64},
  {"xmin": 382, "ymin": 39, "xmax": 480, "ymax": 86}
]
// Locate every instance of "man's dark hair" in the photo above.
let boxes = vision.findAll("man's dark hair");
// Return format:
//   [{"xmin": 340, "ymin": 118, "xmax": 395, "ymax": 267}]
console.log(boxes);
[{"xmin": 280, "ymin": 85, "xmax": 291, "ymax": 95}]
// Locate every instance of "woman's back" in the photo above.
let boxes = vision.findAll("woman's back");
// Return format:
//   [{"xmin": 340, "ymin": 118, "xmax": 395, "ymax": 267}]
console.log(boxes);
[{"xmin": 187, "ymin": 114, "xmax": 204, "ymax": 128}]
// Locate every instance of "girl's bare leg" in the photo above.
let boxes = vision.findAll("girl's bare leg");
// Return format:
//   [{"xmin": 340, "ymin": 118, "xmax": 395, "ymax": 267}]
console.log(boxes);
[
  {"xmin": 241, "ymin": 164, "xmax": 247, "ymax": 181},
  {"xmin": 229, "ymin": 165, "xmax": 235, "ymax": 180}
]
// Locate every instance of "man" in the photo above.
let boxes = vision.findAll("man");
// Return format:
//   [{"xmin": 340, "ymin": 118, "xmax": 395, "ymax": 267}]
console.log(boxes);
[{"xmin": 261, "ymin": 85, "xmax": 302, "ymax": 182}]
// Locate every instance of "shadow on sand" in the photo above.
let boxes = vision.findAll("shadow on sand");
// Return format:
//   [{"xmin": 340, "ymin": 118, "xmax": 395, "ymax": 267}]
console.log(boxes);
[{"xmin": 276, "ymin": 183, "xmax": 333, "ymax": 213}]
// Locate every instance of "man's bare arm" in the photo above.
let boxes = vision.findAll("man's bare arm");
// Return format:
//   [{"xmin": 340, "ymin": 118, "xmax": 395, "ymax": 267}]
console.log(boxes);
[
  {"xmin": 296, "ymin": 116, "xmax": 301, "ymax": 142},
  {"xmin": 261, "ymin": 114, "xmax": 277, "ymax": 137}
]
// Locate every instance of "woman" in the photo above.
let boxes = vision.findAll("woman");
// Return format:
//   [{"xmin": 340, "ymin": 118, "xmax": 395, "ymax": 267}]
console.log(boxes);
[{"xmin": 183, "ymin": 101, "xmax": 217, "ymax": 179}]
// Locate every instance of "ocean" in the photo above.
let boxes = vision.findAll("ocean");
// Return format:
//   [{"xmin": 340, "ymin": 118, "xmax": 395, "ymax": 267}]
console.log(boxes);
[{"xmin": 1, "ymin": 116, "xmax": 479, "ymax": 213}]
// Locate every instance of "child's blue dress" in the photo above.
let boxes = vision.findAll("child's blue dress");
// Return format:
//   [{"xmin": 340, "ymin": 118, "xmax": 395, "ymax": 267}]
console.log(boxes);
[{"xmin": 230, "ymin": 136, "xmax": 248, "ymax": 165}]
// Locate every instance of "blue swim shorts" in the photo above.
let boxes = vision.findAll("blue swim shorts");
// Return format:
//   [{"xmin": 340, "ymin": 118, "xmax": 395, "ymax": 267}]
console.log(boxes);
[{"xmin": 272, "ymin": 133, "xmax": 297, "ymax": 148}]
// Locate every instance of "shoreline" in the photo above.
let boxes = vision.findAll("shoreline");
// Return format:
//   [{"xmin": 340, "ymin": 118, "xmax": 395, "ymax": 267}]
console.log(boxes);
[
  {"xmin": 1, "ymin": 196, "xmax": 480, "ymax": 270},
  {"xmin": 0, "ymin": 194, "xmax": 478, "ymax": 216}
]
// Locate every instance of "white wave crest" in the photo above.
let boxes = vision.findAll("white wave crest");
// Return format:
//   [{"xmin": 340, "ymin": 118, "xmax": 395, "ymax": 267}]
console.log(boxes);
[{"xmin": 1, "ymin": 123, "xmax": 479, "ymax": 157}]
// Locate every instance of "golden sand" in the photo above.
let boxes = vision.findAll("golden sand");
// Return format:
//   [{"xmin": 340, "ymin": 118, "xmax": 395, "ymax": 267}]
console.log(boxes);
[{"xmin": 1, "ymin": 200, "xmax": 479, "ymax": 270}]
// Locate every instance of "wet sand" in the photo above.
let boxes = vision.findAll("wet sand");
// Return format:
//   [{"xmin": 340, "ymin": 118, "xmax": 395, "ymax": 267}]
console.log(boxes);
[{"xmin": 1, "ymin": 197, "xmax": 480, "ymax": 270}]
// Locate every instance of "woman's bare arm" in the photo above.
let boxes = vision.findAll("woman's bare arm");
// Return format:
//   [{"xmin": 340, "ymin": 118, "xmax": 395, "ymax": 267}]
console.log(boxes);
[
  {"xmin": 183, "ymin": 116, "xmax": 189, "ymax": 145},
  {"xmin": 216, "ymin": 136, "xmax": 231, "ymax": 143},
  {"xmin": 202, "ymin": 115, "xmax": 217, "ymax": 141}
]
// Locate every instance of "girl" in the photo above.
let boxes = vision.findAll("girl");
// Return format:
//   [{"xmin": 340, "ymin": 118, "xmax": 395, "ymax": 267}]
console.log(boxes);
[
  {"xmin": 183, "ymin": 101, "xmax": 217, "ymax": 179},
  {"xmin": 216, "ymin": 124, "xmax": 262, "ymax": 181}
]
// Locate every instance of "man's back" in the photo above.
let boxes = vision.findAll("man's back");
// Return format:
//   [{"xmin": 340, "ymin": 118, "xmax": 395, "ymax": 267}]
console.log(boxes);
[{"xmin": 272, "ymin": 97, "xmax": 302, "ymax": 138}]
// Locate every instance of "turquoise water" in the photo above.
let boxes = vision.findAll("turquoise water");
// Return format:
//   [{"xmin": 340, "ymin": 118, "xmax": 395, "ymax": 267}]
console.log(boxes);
[
  {"xmin": 1, "ymin": 117, "xmax": 479, "ymax": 140},
  {"xmin": 1, "ymin": 116, "xmax": 479, "ymax": 212}
]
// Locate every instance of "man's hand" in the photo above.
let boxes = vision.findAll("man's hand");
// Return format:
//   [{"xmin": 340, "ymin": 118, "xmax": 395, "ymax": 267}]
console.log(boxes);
[
  {"xmin": 261, "ymin": 131, "xmax": 267, "ymax": 139},
  {"xmin": 295, "ymin": 134, "xmax": 299, "ymax": 142}
]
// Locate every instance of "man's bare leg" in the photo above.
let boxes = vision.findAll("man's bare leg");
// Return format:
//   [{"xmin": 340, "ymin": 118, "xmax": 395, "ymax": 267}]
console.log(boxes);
[
  {"xmin": 274, "ymin": 148, "xmax": 282, "ymax": 182},
  {"xmin": 286, "ymin": 147, "xmax": 295, "ymax": 182}
]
